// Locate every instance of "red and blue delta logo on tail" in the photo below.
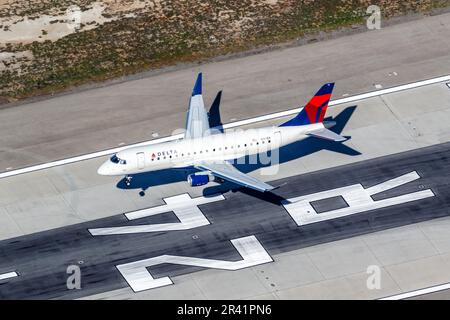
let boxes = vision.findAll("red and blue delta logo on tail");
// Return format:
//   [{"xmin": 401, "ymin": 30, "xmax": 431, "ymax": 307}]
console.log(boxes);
[{"xmin": 280, "ymin": 83, "xmax": 335, "ymax": 127}]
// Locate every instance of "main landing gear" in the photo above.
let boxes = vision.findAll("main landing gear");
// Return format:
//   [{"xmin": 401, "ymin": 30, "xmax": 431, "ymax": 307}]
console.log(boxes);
[{"xmin": 125, "ymin": 175, "xmax": 132, "ymax": 187}]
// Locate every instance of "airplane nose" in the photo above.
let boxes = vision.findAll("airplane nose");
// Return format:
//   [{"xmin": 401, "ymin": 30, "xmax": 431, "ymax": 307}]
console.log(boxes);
[{"xmin": 97, "ymin": 162, "xmax": 109, "ymax": 175}]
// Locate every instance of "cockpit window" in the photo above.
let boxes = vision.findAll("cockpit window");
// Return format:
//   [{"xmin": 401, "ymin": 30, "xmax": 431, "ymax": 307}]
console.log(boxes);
[
  {"xmin": 110, "ymin": 155, "xmax": 119, "ymax": 163},
  {"xmin": 110, "ymin": 155, "xmax": 126, "ymax": 165}
]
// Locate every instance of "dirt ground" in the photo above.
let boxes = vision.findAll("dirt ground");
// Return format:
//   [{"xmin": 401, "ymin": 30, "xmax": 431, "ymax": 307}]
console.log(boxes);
[{"xmin": 1, "ymin": 0, "xmax": 449, "ymax": 101}]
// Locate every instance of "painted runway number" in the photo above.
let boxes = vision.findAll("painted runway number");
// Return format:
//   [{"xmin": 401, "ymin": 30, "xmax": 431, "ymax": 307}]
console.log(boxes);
[
  {"xmin": 0, "ymin": 271, "xmax": 18, "ymax": 281},
  {"xmin": 94, "ymin": 171, "xmax": 434, "ymax": 294},
  {"xmin": 88, "ymin": 193, "xmax": 224, "ymax": 235},
  {"xmin": 282, "ymin": 171, "xmax": 434, "ymax": 226},
  {"xmin": 116, "ymin": 235, "xmax": 272, "ymax": 292}
]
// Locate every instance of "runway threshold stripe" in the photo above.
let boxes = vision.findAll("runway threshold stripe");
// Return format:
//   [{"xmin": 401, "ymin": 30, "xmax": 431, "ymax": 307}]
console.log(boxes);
[
  {"xmin": 1, "ymin": 73, "xmax": 450, "ymax": 179},
  {"xmin": 0, "ymin": 271, "xmax": 18, "ymax": 281},
  {"xmin": 379, "ymin": 282, "xmax": 450, "ymax": 300}
]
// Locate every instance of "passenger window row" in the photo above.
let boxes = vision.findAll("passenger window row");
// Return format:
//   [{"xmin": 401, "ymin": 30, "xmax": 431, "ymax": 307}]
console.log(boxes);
[{"xmin": 151, "ymin": 139, "xmax": 271, "ymax": 161}]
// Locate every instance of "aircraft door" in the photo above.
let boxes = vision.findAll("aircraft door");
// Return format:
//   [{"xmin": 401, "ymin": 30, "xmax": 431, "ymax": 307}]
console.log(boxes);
[
  {"xmin": 137, "ymin": 152, "xmax": 145, "ymax": 170},
  {"xmin": 273, "ymin": 130, "xmax": 282, "ymax": 148}
]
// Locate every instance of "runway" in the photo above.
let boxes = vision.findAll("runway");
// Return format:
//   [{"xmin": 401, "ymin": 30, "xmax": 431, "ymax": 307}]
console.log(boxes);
[
  {"xmin": 1, "ymin": 12, "xmax": 450, "ymax": 300},
  {"xmin": 0, "ymin": 142, "xmax": 449, "ymax": 299}
]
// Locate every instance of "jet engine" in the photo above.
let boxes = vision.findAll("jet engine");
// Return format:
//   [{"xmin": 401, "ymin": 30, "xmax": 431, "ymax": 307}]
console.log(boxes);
[{"xmin": 187, "ymin": 172, "xmax": 214, "ymax": 187}]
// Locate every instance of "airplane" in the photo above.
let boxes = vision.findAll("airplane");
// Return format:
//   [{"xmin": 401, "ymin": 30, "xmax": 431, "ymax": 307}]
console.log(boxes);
[{"xmin": 97, "ymin": 73, "xmax": 346, "ymax": 193}]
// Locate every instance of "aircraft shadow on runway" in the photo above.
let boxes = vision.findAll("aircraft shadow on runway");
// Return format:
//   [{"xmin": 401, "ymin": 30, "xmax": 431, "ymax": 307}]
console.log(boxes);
[{"xmin": 116, "ymin": 105, "xmax": 360, "ymax": 203}]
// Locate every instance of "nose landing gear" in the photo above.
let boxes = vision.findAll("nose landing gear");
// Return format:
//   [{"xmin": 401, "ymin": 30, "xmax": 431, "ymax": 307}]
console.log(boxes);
[{"xmin": 124, "ymin": 175, "xmax": 132, "ymax": 187}]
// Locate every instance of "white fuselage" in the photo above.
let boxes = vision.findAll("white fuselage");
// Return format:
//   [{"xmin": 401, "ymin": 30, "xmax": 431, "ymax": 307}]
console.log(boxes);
[{"xmin": 97, "ymin": 123, "xmax": 324, "ymax": 176}]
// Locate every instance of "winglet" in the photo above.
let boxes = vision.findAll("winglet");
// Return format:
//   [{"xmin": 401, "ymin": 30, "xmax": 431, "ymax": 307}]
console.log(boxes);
[{"xmin": 192, "ymin": 72, "xmax": 202, "ymax": 96}]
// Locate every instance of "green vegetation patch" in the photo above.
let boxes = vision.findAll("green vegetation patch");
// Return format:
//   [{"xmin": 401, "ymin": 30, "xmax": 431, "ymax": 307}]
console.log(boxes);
[{"xmin": 1, "ymin": 0, "xmax": 450, "ymax": 100}]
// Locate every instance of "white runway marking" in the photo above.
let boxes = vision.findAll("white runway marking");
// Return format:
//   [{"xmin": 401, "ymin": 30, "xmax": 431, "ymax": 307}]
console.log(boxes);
[
  {"xmin": 380, "ymin": 282, "xmax": 450, "ymax": 300},
  {"xmin": 1, "ymin": 74, "xmax": 450, "ymax": 179},
  {"xmin": 116, "ymin": 235, "xmax": 273, "ymax": 292},
  {"xmin": 282, "ymin": 171, "xmax": 434, "ymax": 226},
  {"xmin": 88, "ymin": 193, "xmax": 224, "ymax": 235},
  {"xmin": 124, "ymin": 193, "xmax": 224, "ymax": 220},
  {"xmin": 0, "ymin": 271, "xmax": 18, "ymax": 281}
]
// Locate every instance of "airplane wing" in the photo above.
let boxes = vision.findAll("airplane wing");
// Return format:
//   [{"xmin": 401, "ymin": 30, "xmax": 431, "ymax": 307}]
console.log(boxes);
[
  {"xmin": 185, "ymin": 73, "xmax": 211, "ymax": 139},
  {"xmin": 195, "ymin": 161, "xmax": 276, "ymax": 192},
  {"xmin": 306, "ymin": 128, "xmax": 346, "ymax": 142}
]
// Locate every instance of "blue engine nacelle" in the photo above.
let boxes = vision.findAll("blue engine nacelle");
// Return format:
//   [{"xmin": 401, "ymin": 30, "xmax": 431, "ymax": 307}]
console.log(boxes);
[{"xmin": 187, "ymin": 173, "xmax": 211, "ymax": 187}]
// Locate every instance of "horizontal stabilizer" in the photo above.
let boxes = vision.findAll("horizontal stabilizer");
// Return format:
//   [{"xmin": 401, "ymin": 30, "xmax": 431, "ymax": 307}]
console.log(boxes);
[{"xmin": 307, "ymin": 128, "xmax": 346, "ymax": 142}]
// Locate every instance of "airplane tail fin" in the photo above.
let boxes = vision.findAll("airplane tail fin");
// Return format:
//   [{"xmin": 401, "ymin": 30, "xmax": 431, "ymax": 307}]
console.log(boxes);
[
  {"xmin": 280, "ymin": 83, "xmax": 334, "ymax": 127},
  {"xmin": 192, "ymin": 72, "xmax": 202, "ymax": 96}
]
